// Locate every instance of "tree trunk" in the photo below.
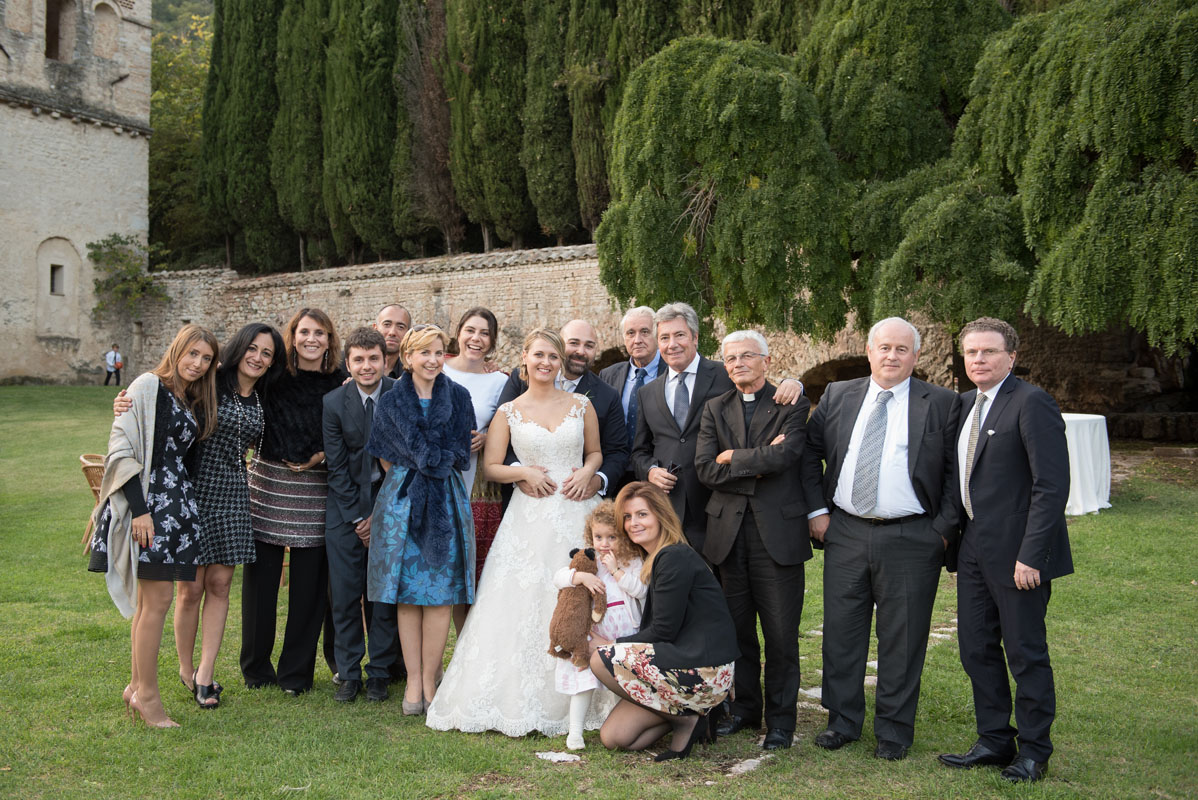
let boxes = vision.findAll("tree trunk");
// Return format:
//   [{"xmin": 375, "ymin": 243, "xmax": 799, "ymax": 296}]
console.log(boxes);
[
  {"xmin": 225, "ymin": 233, "xmax": 233, "ymax": 269},
  {"xmin": 298, "ymin": 233, "xmax": 307, "ymax": 271},
  {"xmin": 482, "ymin": 224, "xmax": 492, "ymax": 253}
]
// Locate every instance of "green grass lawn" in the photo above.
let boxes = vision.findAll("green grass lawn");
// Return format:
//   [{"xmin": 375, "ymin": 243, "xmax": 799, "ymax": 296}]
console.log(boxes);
[{"xmin": 1, "ymin": 386, "xmax": 1195, "ymax": 799}]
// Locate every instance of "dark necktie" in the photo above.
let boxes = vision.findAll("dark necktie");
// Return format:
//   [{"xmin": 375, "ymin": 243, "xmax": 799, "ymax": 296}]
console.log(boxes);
[
  {"xmin": 364, "ymin": 396, "xmax": 375, "ymax": 441},
  {"xmin": 963, "ymin": 393, "xmax": 988, "ymax": 520},
  {"xmin": 851, "ymin": 390, "xmax": 892, "ymax": 516},
  {"xmin": 626, "ymin": 367, "xmax": 646, "ymax": 440},
  {"xmin": 672, "ymin": 372, "xmax": 690, "ymax": 431}
]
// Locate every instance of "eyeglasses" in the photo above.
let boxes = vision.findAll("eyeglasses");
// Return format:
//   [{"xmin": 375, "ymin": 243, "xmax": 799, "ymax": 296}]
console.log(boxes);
[
  {"xmin": 962, "ymin": 348, "xmax": 1008, "ymax": 359},
  {"xmin": 722, "ymin": 352, "xmax": 766, "ymax": 365}
]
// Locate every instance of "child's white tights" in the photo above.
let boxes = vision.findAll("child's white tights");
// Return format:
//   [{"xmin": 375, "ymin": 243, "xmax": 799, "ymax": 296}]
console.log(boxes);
[{"xmin": 566, "ymin": 690, "xmax": 593, "ymax": 750}]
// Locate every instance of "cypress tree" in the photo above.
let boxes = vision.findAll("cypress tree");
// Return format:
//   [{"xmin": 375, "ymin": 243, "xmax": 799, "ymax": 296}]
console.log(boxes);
[
  {"xmin": 324, "ymin": 0, "xmax": 400, "ymax": 257},
  {"xmin": 677, "ymin": 0, "xmax": 751, "ymax": 39},
  {"xmin": 597, "ymin": 37, "xmax": 851, "ymax": 344},
  {"xmin": 445, "ymin": 0, "xmax": 537, "ymax": 247},
  {"xmin": 392, "ymin": 0, "xmax": 465, "ymax": 254},
  {"xmin": 522, "ymin": 0, "xmax": 581, "ymax": 242},
  {"xmin": 199, "ymin": 0, "xmax": 236, "ymax": 266},
  {"xmin": 564, "ymin": 0, "xmax": 616, "ymax": 235},
  {"xmin": 271, "ymin": 0, "xmax": 332, "ymax": 269},
  {"xmin": 222, "ymin": 0, "xmax": 294, "ymax": 272},
  {"xmin": 444, "ymin": 0, "xmax": 490, "ymax": 247},
  {"xmin": 746, "ymin": 0, "xmax": 819, "ymax": 54}
]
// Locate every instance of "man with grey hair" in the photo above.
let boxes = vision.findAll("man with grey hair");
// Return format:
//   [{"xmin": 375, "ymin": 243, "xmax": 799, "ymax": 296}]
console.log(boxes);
[
  {"xmin": 600, "ymin": 306, "xmax": 662, "ymax": 492},
  {"xmin": 631, "ymin": 302, "xmax": 803, "ymax": 551},
  {"xmin": 696, "ymin": 329, "xmax": 812, "ymax": 750},
  {"xmin": 800, "ymin": 316, "xmax": 960, "ymax": 761}
]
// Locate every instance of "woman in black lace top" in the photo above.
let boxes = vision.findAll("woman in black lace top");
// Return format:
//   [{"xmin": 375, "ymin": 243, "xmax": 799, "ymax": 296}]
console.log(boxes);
[{"xmin": 241, "ymin": 308, "xmax": 347, "ymax": 694}]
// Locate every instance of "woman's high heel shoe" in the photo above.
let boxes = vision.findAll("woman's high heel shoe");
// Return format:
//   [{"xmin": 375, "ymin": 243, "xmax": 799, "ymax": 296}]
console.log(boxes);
[
  {"xmin": 654, "ymin": 715, "xmax": 709, "ymax": 762},
  {"xmin": 129, "ymin": 692, "xmax": 180, "ymax": 729},
  {"xmin": 122, "ymin": 684, "xmax": 134, "ymax": 718}
]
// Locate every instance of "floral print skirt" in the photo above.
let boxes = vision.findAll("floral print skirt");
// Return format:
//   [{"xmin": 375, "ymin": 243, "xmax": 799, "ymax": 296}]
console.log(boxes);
[{"xmin": 596, "ymin": 643, "xmax": 733, "ymax": 715}]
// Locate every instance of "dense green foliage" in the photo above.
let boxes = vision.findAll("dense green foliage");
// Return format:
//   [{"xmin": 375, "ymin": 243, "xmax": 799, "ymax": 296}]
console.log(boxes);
[
  {"xmin": 88, "ymin": 234, "xmax": 171, "ymax": 317},
  {"xmin": 598, "ymin": 37, "xmax": 851, "ymax": 344},
  {"xmin": 149, "ymin": 18, "xmax": 223, "ymax": 267},
  {"xmin": 198, "ymin": 0, "xmax": 235, "ymax": 261},
  {"xmin": 270, "ymin": 0, "xmax": 332, "ymax": 268},
  {"xmin": 563, "ymin": 0, "xmax": 616, "ymax": 234},
  {"xmin": 522, "ymin": 0, "xmax": 581, "ymax": 240},
  {"xmin": 324, "ymin": 0, "xmax": 400, "ymax": 256},
  {"xmin": 880, "ymin": 0, "xmax": 1197, "ymax": 354}
]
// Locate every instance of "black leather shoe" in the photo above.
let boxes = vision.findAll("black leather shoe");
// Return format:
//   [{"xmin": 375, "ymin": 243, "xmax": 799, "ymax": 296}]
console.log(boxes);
[
  {"xmin": 334, "ymin": 680, "xmax": 361, "ymax": 703},
  {"xmin": 762, "ymin": 728, "xmax": 793, "ymax": 750},
  {"xmin": 938, "ymin": 741, "xmax": 1017, "ymax": 769},
  {"xmin": 716, "ymin": 714, "xmax": 757, "ymax": 737},
  {"xmin": 1000, "ymin": 756, "xmax": 1047, "ymax": 783},
  {"xmin": 814, "ymin": 729, "xmax": 856, "ymax": 750},
  {"xmin": 874, "ymin": 740, "xmax": 908, "ymax": 761},
  {"xmin": 365, "ymin": 677, "xmax": 389, "ymax": 702}
]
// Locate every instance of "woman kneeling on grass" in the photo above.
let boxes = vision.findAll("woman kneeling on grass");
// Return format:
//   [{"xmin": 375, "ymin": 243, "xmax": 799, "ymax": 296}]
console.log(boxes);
[
  {"xmin": 589, "ymin": 482, "xmax": 738, "ymax": 760},
  {"xmin": 89, "ymin": 324, "xmax": 219, "ymax": 727}
]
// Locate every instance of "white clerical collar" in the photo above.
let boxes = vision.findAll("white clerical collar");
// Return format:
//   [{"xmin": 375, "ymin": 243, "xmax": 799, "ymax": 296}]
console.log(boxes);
[{"xmin": 740, "ymin": 392, "xmax": 757, "ymax": 401}]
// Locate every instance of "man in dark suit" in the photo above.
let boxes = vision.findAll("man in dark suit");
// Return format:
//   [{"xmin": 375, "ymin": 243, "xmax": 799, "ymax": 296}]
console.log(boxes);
[
  {"xmin": 695, "ymin": 330, "xmax": 812, "ymax": 751},
  {"xmin": 634, "ymin": 302, "xmax": 805, "ymax": 553},
  {"xmin": 939, "ymin": 317, "xmax": 1072, "ymax": 784},
  {"xmin": 497, "ymin": 319, "xmax": 628, "ymax": 503},
  {"xmin": 800, "ymin": 317, "xmax": 959, "ymax": 761},
  {"xmin": 599, "ymin": 306, "xmax": 662, "ymax": 494},
  {"xmin": 322, "ymin": 327, "xmax": 400, "ymax": 703}
]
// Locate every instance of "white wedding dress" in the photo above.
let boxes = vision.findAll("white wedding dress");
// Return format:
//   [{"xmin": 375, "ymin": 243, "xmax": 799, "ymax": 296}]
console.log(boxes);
[{"xmin": 426, "ymin": 395, "xmax": 617, "ymax": 736}]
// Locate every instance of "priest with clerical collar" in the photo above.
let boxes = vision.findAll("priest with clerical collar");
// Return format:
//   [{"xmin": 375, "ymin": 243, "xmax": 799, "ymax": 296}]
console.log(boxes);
[{"xmin": 694, "ymin": 329, "xmax": 813, "ymax": 752}]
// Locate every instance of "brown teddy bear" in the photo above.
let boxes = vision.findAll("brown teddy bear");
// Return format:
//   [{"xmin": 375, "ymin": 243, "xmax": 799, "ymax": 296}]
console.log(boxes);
[{"xmin": 547, "ymin": 548, "xmax": 607, "ymax": 668}]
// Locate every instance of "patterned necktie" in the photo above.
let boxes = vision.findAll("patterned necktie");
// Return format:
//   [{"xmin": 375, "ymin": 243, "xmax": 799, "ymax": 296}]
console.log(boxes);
[
  {"xmin": 672, "ymin": 372, "xmax": 690, "ymax": 431},
  {"xmin": 626, "ymin": 367, "xmax": 646, "ymax": 440},
  {"xmin": 963, "ymin": 393, "xmax": 988, "ymax": 521},
  {"xmin": 851, "ymin": 390, "xmax": 893, "ymax": 516}
]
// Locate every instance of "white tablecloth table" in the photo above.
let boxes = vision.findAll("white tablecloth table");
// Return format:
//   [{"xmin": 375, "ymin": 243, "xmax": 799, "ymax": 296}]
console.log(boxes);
[{"xmin": 1062, "ymin": 413, "xmax": 1111, "ymax": 516}]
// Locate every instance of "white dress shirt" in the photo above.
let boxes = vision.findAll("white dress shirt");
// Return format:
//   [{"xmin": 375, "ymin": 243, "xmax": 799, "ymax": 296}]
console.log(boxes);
[
  {"xmin": 828, "ymin": 377, "xmax": 926, "ymax": 519},
  {"xmin": 957, "ymin": 371, "xmax": 1010, "ymax": 506},
  {"xmin": 664, "ymin": 353, "xmax": 701, "ymax": 419}
]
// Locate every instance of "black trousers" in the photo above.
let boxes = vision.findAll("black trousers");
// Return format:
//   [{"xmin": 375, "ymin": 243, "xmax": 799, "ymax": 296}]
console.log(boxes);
[
  {"xmin": 718, "ymin": 512, "xmax": 805, "ymax": 731},
  {"xmin": 104, "ymin": 368, "xmax": 120, "ymax": 385},
  {"xmin": 821, "ymin": 510, "xmax": 942, "ymax": 746},
  {"xmin": 240, "ymin": 541, "xmax": 329, "ymax": 692},
  {"xmin": 326, "ymin": 521, "xmax": 399, "ymax": 681},
  {"xmin": 956, "ymin": 528, "xmax": 1056, "ymax": 762}
]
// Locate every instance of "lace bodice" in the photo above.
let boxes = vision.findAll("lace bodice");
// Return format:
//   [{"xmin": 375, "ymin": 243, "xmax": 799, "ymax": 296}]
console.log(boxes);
[{"xmin": 502, "ymin": 395, "xmax": 589, "ymax": 481}]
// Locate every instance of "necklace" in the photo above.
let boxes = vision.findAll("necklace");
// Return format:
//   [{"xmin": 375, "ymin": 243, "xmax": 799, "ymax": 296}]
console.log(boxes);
[{"xmin": 234, "ymin": 389, "xmax": 263, "ymax": 473}]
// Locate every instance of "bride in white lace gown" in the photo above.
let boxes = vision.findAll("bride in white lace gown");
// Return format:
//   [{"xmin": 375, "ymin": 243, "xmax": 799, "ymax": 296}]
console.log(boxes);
[{"xmin": 426, "ymin": 330, "xmax": 617, "ymax": 736}]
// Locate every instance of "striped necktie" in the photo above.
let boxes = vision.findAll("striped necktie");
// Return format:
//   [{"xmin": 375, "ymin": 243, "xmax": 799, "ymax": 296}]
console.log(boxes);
[{"xmin": 963, "ymin": 393, "xmax": 988, "ymax": 521}]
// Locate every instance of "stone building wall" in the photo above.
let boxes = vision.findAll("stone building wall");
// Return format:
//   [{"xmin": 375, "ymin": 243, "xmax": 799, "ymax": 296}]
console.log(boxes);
[
  {"xmin": 130, "ymin": 244, "xmax": 1188, "ymax": 417},
  {"xmin": 1, "ymin": 0, "xmax": 151, "ymax": 384}
]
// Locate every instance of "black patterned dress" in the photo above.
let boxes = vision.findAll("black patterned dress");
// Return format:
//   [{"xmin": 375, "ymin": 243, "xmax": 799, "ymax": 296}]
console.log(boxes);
[
  {"xmin": 88, "ymin": 383, "xmax": 202, "ymax": 582},
  {"xmin": 193, "ymin": 390, "xmax": 264, "ymax": 565}
]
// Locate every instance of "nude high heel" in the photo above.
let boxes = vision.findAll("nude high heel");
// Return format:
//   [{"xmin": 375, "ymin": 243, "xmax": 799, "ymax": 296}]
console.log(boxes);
[{"xmin": 129, "ymin": 692, "xmax": 180, "ymax": 729}]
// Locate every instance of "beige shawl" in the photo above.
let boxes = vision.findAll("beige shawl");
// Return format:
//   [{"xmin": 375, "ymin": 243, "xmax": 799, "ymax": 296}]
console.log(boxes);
[{"xmin": 91, "ymin": 373, "xmax": 159, "ymax": 618}]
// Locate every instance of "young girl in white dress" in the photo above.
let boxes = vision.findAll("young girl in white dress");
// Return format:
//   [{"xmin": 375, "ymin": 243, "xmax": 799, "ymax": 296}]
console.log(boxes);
[{"xmin": 552, "ymin": 500, "xmax": 647, "ymax": 749}]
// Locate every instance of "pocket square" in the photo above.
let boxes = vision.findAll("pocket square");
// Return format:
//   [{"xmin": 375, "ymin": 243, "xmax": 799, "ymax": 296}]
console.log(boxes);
[{"xmin": 987, "ymin": 430, "xmax": 995, "ymax": 436}]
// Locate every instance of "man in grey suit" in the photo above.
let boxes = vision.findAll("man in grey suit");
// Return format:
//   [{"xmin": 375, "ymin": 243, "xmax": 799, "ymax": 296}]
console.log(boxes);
[
  {"xmin": 632, "ymin": 302, "xmax": 804, "ymax": 551},
  {"xmin": 599, "ymin": 306, "xmax": 662, "ymax": 494},
  {"xmin": 696, "ymin": 330, "xmax": 812, "ymax": 751},
  {"xmin": 801, "ymin": 317, "xmax": 960, "ymax": 761},
  {"xmin": 939, "ymin": 317, "xmax": 1072, "ymax": 783},
  {"xmin": 323, "ymin": 327, "xmax": 400, "ymax": 702}
]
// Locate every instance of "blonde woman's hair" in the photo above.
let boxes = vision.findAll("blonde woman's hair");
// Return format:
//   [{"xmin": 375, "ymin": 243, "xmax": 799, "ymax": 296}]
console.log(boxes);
[
  {"xmin": 519, "ymin": 328, "xmax": 565, "ymax": 382},
  {"xmin": 399, "ymin": 325, "xmax": 451, "ymax": 371},
  {"xmin": 584, "ymin": 499, "xmax": 645, "ymax": 567},
  {"xmin": 152, "ymin": 323, "xmax": 220, "ymax": 440},
  {"xmin": 615, "ymin": 482, "xmax": 687, "ymax": 583}
]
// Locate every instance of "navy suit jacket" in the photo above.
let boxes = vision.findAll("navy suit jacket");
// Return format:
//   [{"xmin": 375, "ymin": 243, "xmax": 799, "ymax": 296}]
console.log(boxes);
[
  {"xmin": 323, "ymin": 376, "xmax": 395, "ymax": 529},
  {"xmin": 955, "ymin": 375, "xmax": 1073, "ymax": 583}
]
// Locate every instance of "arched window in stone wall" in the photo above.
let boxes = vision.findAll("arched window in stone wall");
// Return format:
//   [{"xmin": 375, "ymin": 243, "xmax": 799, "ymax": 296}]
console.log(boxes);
[
  {"xmin": 92, "ymin": 2, "xmax": 118, "ymax": 59},
  {"xmin": 36, "ymin": 237, "xmax": 82, "ymax": 338},
  {"xmin": 44, "ymin": 0, "xmax": 78, "ymax": 62},
  {"xmin": 4, "ymin": 0, "xmax": 34, "ymax": 34}
]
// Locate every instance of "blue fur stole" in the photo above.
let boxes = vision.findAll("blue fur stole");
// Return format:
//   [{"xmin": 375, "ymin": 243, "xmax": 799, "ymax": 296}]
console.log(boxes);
[{"xmin": 367, "ymin": 371, "xmax": 473, "ymax": 566}]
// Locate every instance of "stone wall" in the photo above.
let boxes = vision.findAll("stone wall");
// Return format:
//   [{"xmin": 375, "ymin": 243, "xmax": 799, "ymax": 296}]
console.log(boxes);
[{"xmin": 130, "ymin": 244, "xmax": 1191, "ymax": 417}]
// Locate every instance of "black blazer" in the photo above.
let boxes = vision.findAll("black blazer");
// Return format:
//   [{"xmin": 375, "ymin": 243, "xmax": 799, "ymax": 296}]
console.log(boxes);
[
  {"xmin": 695, "ymin": 381, "xmax": 813, "ymax": 566},
  {"xmin": 800, "ymin": 376, "xmax": 961, "ymax": 548},
  {"xmin": 598, "ymin": 360, "xmax": 631, "ymax": 398},
  {"xmin": 955, "ymin": 376, "xmax": 1073, "ymax": 583},
  {"xmin": 495, "ymin": 369, "xmax": 629, "ymax": 484},
  {"xmin": 630, "ymin": 356, "xmax": 735, "ymax": 545},
  {"xmin": 322, "ymin": 376, "xmax": 395, "ymax": 529},
  {"xmin": 617, "ymin": 544, "xmax": 739, "ymax": 670}
]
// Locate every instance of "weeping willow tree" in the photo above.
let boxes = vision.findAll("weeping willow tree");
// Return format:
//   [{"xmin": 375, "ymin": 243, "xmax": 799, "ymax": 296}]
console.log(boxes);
[
  {"xmin": 597, "ymin": 37, "xmax": 852, "ymax": 344},
  {"xmin": 878, "ymin": 0, "xmax": 1197, "ymax": 355}
]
